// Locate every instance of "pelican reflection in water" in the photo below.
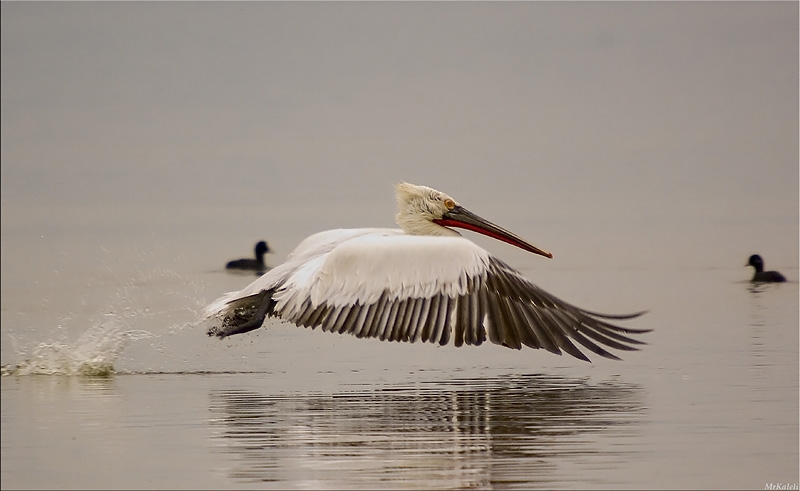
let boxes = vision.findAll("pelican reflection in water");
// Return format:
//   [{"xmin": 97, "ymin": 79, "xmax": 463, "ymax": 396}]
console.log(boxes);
[
  {"xmin": 209, "ymin": 375, "xmax": 645, "ymax": 487},
  {"xmin": 205, "ymin": 182, "xmax": 649, "ymax": 361}
]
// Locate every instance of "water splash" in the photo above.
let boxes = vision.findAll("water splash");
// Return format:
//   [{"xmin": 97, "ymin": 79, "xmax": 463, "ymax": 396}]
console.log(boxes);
[{"xmin": 1, "ymin": 314, "xmax": 153, "ymax": 377}]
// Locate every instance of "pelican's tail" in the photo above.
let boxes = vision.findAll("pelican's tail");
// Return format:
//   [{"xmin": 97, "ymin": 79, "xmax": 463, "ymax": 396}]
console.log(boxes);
[{"xmin": 205, "ymin": 289, "xmax": 276, "ymax": 338}]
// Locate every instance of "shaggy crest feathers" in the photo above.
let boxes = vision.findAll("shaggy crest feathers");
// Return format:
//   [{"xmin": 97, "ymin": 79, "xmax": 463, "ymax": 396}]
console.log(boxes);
[{"xmin": 395, "ymin": 182, "xmax": 460, "ymax": 237}]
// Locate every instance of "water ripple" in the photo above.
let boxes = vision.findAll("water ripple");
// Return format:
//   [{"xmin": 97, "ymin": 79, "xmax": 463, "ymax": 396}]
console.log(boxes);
[{"xmin": 208, "ymin": 374, "xmax": 646, "ymax": 489}]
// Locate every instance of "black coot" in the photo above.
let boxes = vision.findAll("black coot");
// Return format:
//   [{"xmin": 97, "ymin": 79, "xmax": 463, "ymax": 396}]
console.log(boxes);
[
  {"xmin": 226, "ymin": 241, "xmax": 270, "ymax": 272},
  {"xmin": 746, "ymin": 254, "xmax": 786, "ymax": 283}
]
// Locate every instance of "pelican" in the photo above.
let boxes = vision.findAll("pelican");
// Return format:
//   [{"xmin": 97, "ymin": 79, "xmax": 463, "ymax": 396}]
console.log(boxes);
[{"xmin": 204, "ymin": 182, "xmax": 649, "ymax": 361}]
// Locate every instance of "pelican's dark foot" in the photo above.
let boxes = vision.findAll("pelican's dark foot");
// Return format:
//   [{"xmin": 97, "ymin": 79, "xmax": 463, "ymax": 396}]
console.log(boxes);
[{"xmin": 206, "ymin": 291, "xmax": 274, "ymax": 338}]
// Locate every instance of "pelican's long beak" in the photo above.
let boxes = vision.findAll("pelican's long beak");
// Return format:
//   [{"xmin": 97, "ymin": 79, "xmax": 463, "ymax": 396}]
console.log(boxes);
[{"xmin": 434, "ymin": 206, "xmax": 553, "ymax": 259}]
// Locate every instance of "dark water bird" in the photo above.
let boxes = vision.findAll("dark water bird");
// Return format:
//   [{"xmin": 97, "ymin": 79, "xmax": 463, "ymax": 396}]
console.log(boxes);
[
  {"xmin": 746, "ymin": 254, "xmax": 786, "ymax": 283},
  {"xmin": 205, "ymin": 183, "xmax": 649, "ymax": 362},
  {"xmin": 226, "ymin": 241, "xmax": 271, "ymax": 272}
]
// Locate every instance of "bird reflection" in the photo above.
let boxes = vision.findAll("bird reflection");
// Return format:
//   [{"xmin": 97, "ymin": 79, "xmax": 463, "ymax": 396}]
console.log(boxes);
[{"xmin": 208, "ymin": 374, "xmax": 646, "ymax": 488}]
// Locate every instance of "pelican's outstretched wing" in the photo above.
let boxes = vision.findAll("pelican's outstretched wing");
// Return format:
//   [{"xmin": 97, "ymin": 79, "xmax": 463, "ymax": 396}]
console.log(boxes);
[{"xmin": 205, "ymin": 230, "xmax": 649, "ymax": 362}]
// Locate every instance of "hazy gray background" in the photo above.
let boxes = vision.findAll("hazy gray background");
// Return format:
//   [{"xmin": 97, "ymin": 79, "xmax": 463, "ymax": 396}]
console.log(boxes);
[
  {"xmin": 1, "ymin": 3, "xmax": 798, "ymax": 489},
  {"xmin": 2, "ymin": 1, "xmax": 797, "ymax": 274}
]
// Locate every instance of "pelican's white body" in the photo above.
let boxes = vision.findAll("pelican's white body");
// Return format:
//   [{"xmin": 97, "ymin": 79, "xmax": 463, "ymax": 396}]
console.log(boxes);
[{"xmin": 206, "ymin": 228, "xmax": 490, "ymax": 319}]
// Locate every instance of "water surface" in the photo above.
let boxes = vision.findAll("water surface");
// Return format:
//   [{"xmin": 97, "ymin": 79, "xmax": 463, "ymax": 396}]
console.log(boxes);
[{"xmin": 2, "ymin": 2, "xmax": 798, "ymax": 489}]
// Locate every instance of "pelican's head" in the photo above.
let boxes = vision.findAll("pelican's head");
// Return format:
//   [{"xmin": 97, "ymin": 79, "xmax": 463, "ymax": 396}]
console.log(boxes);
[
  {"xmin": 395, "ymin": 182, "xmax": 460, "ymax": 236},
  {"xmin": 394, "ymin": 182, "xmax": 553, "ymax": 258}
]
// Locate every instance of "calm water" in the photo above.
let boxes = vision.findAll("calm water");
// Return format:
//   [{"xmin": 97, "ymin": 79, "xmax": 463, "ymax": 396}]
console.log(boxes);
[
  {"xmin": 2, "ymin": 259, "xmax": 797, "ymax": 489},
  {"xmin": 2, "ymin": 2, "xmax": 798, "ymax": 490}
]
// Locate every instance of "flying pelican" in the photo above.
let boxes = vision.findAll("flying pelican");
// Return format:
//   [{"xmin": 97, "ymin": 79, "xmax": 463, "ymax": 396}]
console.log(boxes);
[
  {"xmin": 746, "ymin": 254, "xmax": 786, "ymax": 283},
  {"xmin": 226, "ymin": 241, "xmax": 271, "ymax": 273},
  {"xmin": 204, "ymin": 182, "xmax": 649, "ymax": 361}
]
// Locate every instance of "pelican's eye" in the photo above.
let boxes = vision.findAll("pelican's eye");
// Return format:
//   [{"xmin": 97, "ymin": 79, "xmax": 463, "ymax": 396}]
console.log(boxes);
[{"xmin": 444, "ymin": 199, "xmax": 455, "ymax": 210}]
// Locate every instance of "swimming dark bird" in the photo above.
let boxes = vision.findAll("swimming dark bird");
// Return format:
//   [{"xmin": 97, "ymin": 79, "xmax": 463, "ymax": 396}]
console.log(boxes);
[
  {"xmin": 226, "ymin": 241, "xmax": 271, "ymax": 272},
  {"xmin": 205, "ymin": 182, "xmax": 649, "ymax": 362},
  {"xmin": 746, "ymin": 254, "xmax": 786, "ymax": 283}
]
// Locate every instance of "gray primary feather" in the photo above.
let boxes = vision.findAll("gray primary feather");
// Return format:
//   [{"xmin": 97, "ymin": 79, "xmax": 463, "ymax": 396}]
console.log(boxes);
[{"xmin": 206, "ymin": 254, "xmax": 648, "ymax": 362}]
